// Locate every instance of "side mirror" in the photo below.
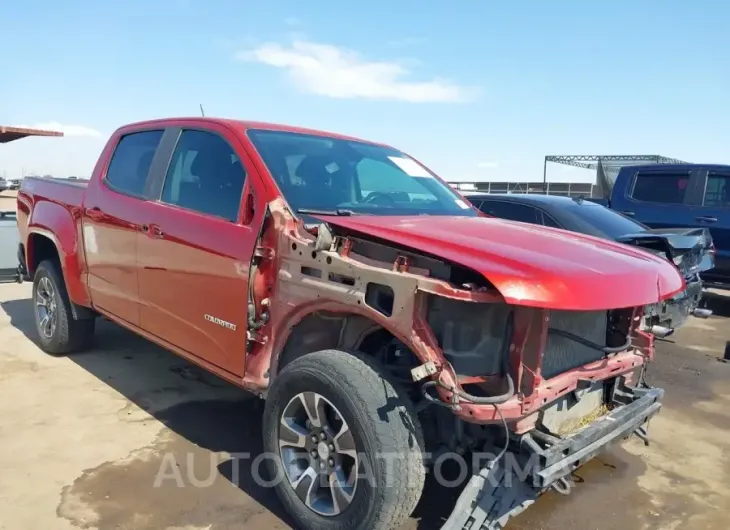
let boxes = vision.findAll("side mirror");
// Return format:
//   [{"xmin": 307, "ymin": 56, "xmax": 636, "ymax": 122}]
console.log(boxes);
[{"xmin": 242, "ymin": 193, "xmax": 256, "ymax": 225}]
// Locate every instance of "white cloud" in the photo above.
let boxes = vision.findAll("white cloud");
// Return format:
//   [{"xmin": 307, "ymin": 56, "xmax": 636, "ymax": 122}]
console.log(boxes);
[
  {"xmin": 477, "ymin": 161, "xmax": 499, "ymax": 169},
  {"xmin": 238, "ymin": 40, "xmax": 477, "ymax": 103},
  {"xmin": 15, "ymin": 122, "xmax": 102, "ymax": 138}
]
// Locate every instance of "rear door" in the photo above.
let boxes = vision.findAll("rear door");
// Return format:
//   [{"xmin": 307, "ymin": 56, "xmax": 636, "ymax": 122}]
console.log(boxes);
[
  {"xmin": 82, "ymin": 128, "xmax": 164, "ymax": 326},
  {"xmin": 616, "ymin": 168, "xmax": 700, "ymax": 230},
  {"xmin": 691, "ymin": 169, "xmax": 730, "ymax": 280},
  {"xmin": 137, "ymin": 124, "xmax": 263, "ymax": 377}
]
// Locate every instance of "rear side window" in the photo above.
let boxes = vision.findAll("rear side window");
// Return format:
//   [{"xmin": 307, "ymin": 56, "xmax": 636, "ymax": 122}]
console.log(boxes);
[
  {"xmin": 479, "ymin": 200, "xmax": 539, "ymax": 224},
  {"xmin": 539, "ymin": 211, "xmax": 562, "ymax": 228},
  {"xmin": 703, "ymin": 172, "xmax": 730, "ymax": 207},
  {"xmin": 105, "ymin": 130, "xmax": 164, "ymax": 196},
  {"xmin": 161, "ymin": 130, "xmax": 246, "ymax": 221},
  {"xmin": 631, "ymin": 171, "xmax": 690, "ymax": 204}
]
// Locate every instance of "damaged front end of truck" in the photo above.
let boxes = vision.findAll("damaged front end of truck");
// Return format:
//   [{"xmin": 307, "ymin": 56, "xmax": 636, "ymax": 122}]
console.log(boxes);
[{"xmin": 245, "ymin": 200, "xmax": 684, "ymax": 530}]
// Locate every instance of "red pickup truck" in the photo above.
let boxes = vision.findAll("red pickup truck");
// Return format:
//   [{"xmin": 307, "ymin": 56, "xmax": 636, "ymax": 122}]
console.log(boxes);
[{"xmin": 16, "ymin": 117, "xmax": 683, "ymax": 530}]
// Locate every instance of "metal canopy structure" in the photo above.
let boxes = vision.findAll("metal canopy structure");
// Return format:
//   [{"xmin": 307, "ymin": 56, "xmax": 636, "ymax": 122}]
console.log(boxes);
[
  {"xmin": 543, "ymin": 154, "xmax": 689, "ymax": 198},
  {"xmin": 0, "ymin": 126, "xmax": 64, "ymax": 144}
]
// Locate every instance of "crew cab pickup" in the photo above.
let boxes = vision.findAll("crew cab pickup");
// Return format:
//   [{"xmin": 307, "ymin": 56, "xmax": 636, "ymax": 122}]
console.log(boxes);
[
  {"xmin": 595, "ymin": 163, "xmax": 730, "ymax": 288},
  {"xmin": 16, "ymin": 118, "xmax": 684, "ymax": 530}
]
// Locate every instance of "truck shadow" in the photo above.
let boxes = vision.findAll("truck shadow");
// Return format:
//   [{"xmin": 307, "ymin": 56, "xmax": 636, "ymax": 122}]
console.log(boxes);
[{"xmin": 0, "ymin": 298, "xmax": 454, "ymax": 530}]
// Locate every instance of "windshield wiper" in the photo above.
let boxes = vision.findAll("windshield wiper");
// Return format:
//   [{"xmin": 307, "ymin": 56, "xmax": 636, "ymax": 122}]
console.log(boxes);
[{"xmin": 296, "ymin": 208, "xmax": 356, "ymax": 216}]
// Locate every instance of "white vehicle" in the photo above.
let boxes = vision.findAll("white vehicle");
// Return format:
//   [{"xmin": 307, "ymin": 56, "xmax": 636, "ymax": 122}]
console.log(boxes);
[{"xmin": 6, "ymin": 177, "xmax": 23, "ymax": 190}]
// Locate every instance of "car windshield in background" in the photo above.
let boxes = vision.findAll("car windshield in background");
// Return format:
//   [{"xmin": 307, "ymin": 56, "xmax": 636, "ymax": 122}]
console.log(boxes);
[
  {"xmin": 247, "ymin": 129, "xmax": 477, "ymax": 218},
  {"xmin": 566, "ymin": 200, "xmax": 648, "ymax": 239}
]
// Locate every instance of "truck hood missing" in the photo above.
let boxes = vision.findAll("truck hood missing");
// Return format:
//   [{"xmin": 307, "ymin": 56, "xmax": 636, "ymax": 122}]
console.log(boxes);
[{"xmin": 316, "ymin": 215, "xmax": 685, "ymax": 311}]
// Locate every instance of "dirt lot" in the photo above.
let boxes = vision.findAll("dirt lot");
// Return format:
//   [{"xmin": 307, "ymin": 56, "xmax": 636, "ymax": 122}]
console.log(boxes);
[
  {"xmin": 0, "ymin": 191, "xmax": 16, "ymax": 212},
  {"xmin": 1, "ymin": 191, "xmax": 729, "ymax": 529}
]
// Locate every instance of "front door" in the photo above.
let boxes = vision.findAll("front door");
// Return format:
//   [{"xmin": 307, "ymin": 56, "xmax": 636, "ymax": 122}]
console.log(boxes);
[
  {"xmin": 621, "ymin": 167, "xmax": 700, "ymax": 231},
  {"xmin": 83, "ymin": 129, "xmax": 165, "ymax": 326},
  {"xmin": 138, "ymin": 126, "xmax": 260, "ymax": 376}
]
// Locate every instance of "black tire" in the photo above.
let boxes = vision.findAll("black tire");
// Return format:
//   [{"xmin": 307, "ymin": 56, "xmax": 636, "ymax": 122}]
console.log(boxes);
[
  {"xmin": 32, "ymin": 259, "xmax": 95, "ymax": 355},
  {"xmin": 263, "ymin": 349, "xmax": 426, "ymax": 530}
]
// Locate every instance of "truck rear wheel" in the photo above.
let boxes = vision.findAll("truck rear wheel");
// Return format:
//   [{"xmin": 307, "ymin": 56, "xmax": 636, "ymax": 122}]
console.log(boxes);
[
  {"xmin": 263, "ymin": 349, "xmax": 425, "ymax": 530},
  {"xmin": 33, "ymin": 260, "xmax": 95, "ymax": 355}
]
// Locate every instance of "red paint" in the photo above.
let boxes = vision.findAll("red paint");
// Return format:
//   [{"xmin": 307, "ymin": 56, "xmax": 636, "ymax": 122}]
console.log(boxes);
[
  {"xmin": 16, "ymin": 117, "xmax": 683, "ymax": 426},
  {"xmin": 315, "ymin": 215, "xmax": 685, "ymax": 311}
]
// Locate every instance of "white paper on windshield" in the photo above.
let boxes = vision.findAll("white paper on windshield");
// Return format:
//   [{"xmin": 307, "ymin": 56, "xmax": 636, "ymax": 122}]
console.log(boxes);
[
  {"xmin": 325, "ymin": 162, "xmax": 339, "ymax": 173},
  {"xmin": 454, "ymin": 199, "xmax": 470, "ymax": 209},
  {"xmin": 388, "ymin": 156, "xmax": 432, "ymax": 178}
]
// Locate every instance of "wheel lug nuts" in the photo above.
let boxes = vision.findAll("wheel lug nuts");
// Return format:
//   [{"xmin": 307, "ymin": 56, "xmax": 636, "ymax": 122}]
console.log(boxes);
[
  {"xmin": 329, "ymin": 444, "xmax": 334, "ymax": 451},
  {"xmin": 320, "ymin": 462, "xmax": 325, "ymax": 470},
  {"xmin": 320, "ymin": 433, "xmax": 326, "ymax": 440},
  {"xmin": 311, "ymin": 435, "xmax": 318, "ymax": 443},
  {"xmin": 311, "ymin": 450, "xmax": 317, "ymax": 458},
  {"xmin": 328, "ymin": 458, "xmax": 334, "ymax": 466}
]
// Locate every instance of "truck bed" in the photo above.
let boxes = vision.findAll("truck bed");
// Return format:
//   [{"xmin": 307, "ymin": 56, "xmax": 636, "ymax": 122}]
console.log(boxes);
[{"xmin": 20, "ymin": 177, "xmax": 88, "ymax": 209}]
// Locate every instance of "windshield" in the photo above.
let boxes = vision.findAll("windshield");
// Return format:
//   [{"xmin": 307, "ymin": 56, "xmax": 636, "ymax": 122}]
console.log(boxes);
[
  {"xmin": 247, "ymin": 129, "xmax": 477, "ymax": 218},
  {"xmin": 564, "ymin": 200, "xmax": 648, "ymax": 239}
]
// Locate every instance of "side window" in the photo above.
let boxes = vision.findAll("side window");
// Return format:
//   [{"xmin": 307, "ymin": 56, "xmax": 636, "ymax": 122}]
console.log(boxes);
[
  {"xmin": 539, "ymin": 211, "xmax": 561, "ymax": 228},
  {"xmin": 631, "ymin": 171, "xmax": 690, "ymax": 204},
  {"xmin": 479, "ymin": 200, "xmax": 539, "ymax": 224},
  {"xmin": 703, "ymin": 173, "xmax": 730, "ymax": 207},
  {"xmin": 162, "ymin": 130, "xmax": 246, "ymax": 221},
  {"xmin": 105, "ymin": 130, "xmax": 164, "ymax": 196}
]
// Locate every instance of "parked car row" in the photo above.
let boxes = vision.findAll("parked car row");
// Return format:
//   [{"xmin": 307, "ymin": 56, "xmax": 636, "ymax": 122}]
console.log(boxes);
[
  {"xmin": 0, "ymin": 177, "xmax": 23, "ymax": 192},
  {"xmin": 465, "ymin": 192, "xmax": 715, "ymax": 336},
  {"xmin": 585, "ymin": 163, "xmax": 730, "ymax": 288}
]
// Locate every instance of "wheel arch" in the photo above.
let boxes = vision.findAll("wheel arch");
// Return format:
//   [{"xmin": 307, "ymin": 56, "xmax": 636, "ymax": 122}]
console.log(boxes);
[
  {"xmin": 273, "ymin": 310, "xmax": 405, "ymax": 377},
  {"xmin": 26, "ymin": 230, "xmax": 95, "ymax": 320}
]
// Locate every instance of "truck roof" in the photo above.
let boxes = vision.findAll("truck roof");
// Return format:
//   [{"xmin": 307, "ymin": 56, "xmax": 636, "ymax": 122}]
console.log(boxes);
[
  {"xmin": 620, "ymin": 163, "xmax": 730, "ymax": 172},
  {"xmin": 119, "ymin": 117, "xmax": 387, "ymax": 147}
]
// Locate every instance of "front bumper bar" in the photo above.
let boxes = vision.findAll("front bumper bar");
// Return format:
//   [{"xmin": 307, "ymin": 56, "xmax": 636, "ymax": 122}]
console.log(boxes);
[
  {"xmin": 440, "ymin": 382, "xmax": 664, "ymax": 530},
  {"xmin": 534, "ymin": 385, "xmax": 663, "ymax": 487}
]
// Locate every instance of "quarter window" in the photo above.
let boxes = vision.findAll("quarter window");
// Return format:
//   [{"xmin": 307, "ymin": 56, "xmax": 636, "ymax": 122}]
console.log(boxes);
[{"xmin": 162, "ymin": 130, "xmax": 246, "ymax": 221}]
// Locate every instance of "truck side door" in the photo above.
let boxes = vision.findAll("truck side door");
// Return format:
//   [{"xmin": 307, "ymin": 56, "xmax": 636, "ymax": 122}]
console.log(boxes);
[
  {"xmin": 137, "ymin": 126, "xmax": 261, "ymax": 377},
  {"xmin": 690, "ymin": 169, "xmax": 730, "ymax": 284},
  {"xmin": 610, "ymin": 167, "xmax": 700, "ymax": 230},
  {"xmin": 82, "ymin": 129, "xmax": 165, "ymax": 326}
]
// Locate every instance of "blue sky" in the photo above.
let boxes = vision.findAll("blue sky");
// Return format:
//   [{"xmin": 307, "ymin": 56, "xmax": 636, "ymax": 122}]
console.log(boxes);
[{"xmin": 2, "ymin": 1, "xmax": 728, "ymax": 182}]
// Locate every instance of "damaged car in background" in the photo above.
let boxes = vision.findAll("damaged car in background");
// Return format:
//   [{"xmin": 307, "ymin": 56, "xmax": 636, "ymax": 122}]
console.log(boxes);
[
  {"xmin": 17, "ymin": 117, "xmax": 685, "ymax": 530},
  {"xmin": 471, "ymin": 193, "xmax": 714, "ymax": 338}
]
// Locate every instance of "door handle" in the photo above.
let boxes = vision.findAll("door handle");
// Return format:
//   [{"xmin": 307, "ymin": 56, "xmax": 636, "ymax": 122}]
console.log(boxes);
[
  {"xmin": 85, "ymin": 207, "xmax": 105, "ymax": 220},
  {"xmin": 696, "ymin": 216, "xmax": 718, "ymax": 223},
  {"xmin": 620, "ymin": 210, "xmax": 635, "ymax": 217}
]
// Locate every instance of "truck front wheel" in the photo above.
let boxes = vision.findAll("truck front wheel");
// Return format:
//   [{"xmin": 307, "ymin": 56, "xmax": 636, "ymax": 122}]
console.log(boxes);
[
  {"xmin": 32, "ymin": 260, "xmax": 95, "ymax": 355},
  {"xmin": 263, "ymin": 349, "xmax": 425, "ymax": 530}
]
